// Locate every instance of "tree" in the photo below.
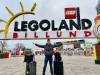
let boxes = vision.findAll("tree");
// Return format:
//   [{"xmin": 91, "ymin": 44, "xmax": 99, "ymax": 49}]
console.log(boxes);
[
  {"xmin": 21, "ymin": 47, "xmax": 26, "ymax": 52},
  {"xmin": 0, "ymin": 40, "xmax": 8, "ymax": 53},
  {"xmin": 15, "ymin": 43, "xmax": 25, "ymax": 49},
  {"xmin": 12, "ymin": 48, "xmax": 16, "ymax": 51}
]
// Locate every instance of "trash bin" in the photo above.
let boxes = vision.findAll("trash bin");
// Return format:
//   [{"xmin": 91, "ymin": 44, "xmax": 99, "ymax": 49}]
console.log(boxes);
[{"xmin": 5, "ymin": 52, "xmax": 9, "ymax": 58}]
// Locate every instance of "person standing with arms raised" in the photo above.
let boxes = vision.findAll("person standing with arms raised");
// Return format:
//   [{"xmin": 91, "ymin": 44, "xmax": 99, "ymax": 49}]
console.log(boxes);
[{"xmin": 32, "ymin": 39, "xmax": 63, "ymax": 75}]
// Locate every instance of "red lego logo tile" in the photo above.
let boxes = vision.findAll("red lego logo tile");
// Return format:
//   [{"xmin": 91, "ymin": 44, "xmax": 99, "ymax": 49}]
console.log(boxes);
[{"xmin": 65, "ymin": 7, "xmax": 77, "ymax": 19}]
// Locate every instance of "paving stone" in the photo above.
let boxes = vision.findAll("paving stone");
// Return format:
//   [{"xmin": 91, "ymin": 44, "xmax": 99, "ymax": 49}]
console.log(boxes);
[{"xmin": 0, "ymin": 56, "xmax": 100, "ymax": 75}]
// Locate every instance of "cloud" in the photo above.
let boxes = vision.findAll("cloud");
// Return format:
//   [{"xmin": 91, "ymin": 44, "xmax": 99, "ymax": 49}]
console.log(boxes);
[{"xmin": 0, "ymin": 0, "xmax": 98, "ymax": 49}]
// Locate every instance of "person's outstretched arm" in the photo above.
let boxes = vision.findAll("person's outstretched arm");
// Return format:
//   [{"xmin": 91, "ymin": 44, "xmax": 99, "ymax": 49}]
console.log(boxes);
[
  {"xmin": 53, "ymin": 42, "xmax": 63, "ymax": 48},
  {"xmin": 32, "ymin": 42, "xmax": 45, "ymax": 48}
]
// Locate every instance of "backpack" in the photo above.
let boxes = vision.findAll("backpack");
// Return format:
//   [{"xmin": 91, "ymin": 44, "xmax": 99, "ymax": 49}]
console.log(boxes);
[{"xmin": 54, "ymin": 52, "xmax": 62, "ymax": 62}]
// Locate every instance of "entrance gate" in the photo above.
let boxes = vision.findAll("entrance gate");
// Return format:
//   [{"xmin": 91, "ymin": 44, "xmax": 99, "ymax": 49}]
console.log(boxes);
[{"xmin": 0, "ymin": 2, "xmax": 100, "ymax": 75}]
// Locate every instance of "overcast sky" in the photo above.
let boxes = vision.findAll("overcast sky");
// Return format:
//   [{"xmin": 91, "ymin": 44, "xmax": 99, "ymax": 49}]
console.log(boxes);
[{"xmin": 0, "ymin": 0, "xmax": 99, "ymax": 49}]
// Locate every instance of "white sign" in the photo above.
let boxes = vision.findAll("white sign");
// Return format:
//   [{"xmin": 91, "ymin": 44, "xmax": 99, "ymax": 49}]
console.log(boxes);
[{"xmin": 0, "ymin": 30, "xmax": 96, "ymax": 40}]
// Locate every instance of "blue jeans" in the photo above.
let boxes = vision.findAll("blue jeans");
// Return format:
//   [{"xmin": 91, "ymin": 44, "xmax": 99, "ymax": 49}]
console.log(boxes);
[{"xmin": 42, "ymin": 56, "xmax": 53, "ymax": 75}]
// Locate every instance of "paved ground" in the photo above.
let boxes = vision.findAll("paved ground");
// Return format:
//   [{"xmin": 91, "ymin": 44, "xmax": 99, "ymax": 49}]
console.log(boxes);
[{"xmin": 0, "ymin": 55, "xmax": 100, "ymax": 75}]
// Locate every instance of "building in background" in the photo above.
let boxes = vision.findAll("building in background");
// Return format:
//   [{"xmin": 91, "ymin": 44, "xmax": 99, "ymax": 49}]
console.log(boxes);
[{"xmin": 34, "ymin": 48, "xmax": 44, "ymax": 55}]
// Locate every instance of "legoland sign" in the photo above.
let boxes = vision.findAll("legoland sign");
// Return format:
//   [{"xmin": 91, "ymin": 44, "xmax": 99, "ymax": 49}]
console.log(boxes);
[
  {"xmin": 0, "ymin": 2, "xmax": 98, "ymax": 39},
  {"xmin": 14, "ymin": 8, "xmax": 92, "ymax": 31}
]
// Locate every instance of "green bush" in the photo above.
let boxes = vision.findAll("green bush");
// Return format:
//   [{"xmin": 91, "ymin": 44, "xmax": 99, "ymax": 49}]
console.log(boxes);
[
  {"xmin": 24, "ymin": 50, "xmax": 32, "ymax": 55},
  {"xmin": 0, "ymin": 51, "xmax": 1, "ymax": 53},
  {"xmin": 0, "ymin": 53, "xmax": 6, "ymax": 58},
  {"xmin": 11, "ymin": 53, "xmax": 14, "ymax": 55}
]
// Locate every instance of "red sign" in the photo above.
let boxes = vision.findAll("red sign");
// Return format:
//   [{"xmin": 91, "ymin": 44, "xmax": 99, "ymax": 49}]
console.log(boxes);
[
  {"xmin": 12, "ymin": 30, "xmax": 93, "ymax": 39},
  {"xmin": 65, "ymin": 7, "xmax": 77, "ymax": 19}
]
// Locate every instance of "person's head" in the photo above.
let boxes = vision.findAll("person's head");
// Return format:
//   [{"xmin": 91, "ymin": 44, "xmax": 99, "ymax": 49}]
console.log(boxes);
[{"xmin": 47, "ymin": 39, "xmax": 51, "ymax": 44}]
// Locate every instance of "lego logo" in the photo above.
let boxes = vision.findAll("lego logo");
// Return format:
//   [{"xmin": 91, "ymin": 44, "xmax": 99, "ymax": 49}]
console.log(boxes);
[{"xmin": 66, "ymin": 11, "xmax": 76, "ymax": 15}]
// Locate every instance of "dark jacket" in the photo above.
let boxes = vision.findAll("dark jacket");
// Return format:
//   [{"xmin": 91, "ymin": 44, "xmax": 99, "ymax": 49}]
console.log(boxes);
[{"xmin": 35, "ymin": 43, "xmax": 62, "ymax": 57}]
